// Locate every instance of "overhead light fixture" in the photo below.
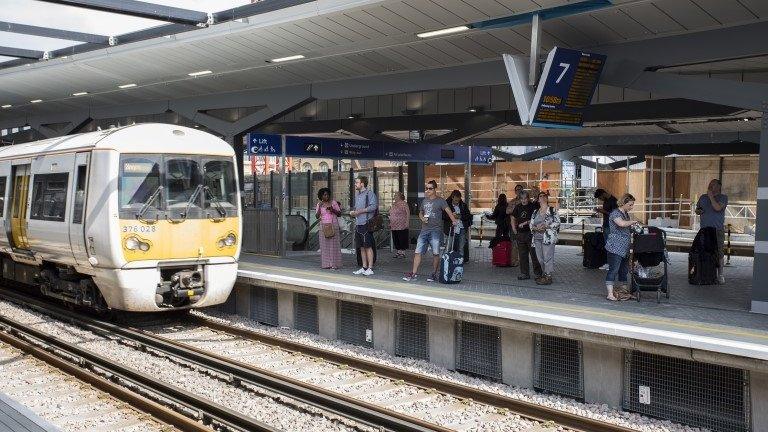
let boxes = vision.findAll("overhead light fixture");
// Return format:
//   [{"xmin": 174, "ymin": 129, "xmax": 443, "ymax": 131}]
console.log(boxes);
[
  {"xmin": 269, "ymin": 54, "xmax": 305, "ymax": 63},
  {"xmin": 348, "ymin": 113, "xmax": 362, "ymax": 119},
  {"xmin": 1, "ymin": 104, "xmax": 11, "ymax": 108},
  {"xmin": 467, "ymin": 106, "xmax": 484, "ymax": 113},
  {"xmin": 743, "ymin": 118, "xmax": 750, "ymax": 122},
  {"xmin": 30, "ymin": 99, "xmax": 42, "ymax": 103},
  {"xmin": 417, "ymin": 25, "xmax": 470, "ymax": 38},
  {"xmin": 72, "ymin": 92, "xmax": 88, "ymax": 96},
  {"xmin": 188, "ymin": 70, "xmax": 212, "ymax": 77},
  {"xmin": 118, "ymin": 83, "xmax": 137, "ymax": 89}
]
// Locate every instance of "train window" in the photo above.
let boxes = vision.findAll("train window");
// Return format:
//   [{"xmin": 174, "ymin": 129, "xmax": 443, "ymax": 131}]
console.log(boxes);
[
  {"xmin": 0, "ymin": 176, "xmax": 6, "ymax": 217},
  {"xmin": 30, "ymin": 173, "xmax": 69, "ymax": 222},
  {"xmin": 165, "ymin": 157, "xmax": 203, "ymax": 218},
  {"xmin": 72, "ymin": 165, "xmax": 87, "ymax": 224},
  {"xmin": 203, "ymin": 159, "xmax": 237, "ymax": 213},
  {"xmin": 119, "ymin": 155, "xmax": 161, "ymax": 218}
]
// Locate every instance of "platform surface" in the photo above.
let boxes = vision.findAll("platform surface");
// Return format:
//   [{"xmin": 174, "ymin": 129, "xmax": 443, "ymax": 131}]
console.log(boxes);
[
  {"xmin": 0, "ymin": 393, "xmax": 59, "ymax": 432},
  {"xmin": 238, "ymin": 244, "xmax": 767, "ymax": 360}
]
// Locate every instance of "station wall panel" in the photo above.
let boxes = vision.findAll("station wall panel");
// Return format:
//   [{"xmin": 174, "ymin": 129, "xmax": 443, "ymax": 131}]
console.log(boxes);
[
  {"xmin": 294, "ymin": 292, "xmax": 319, "ymax": 334},
  {"xmin": 395, "ymin": 310, "xmax": 429, "ymax": 361},
  {"xmin": 455, "ymin": 321, "xmax": 502, "ymax": 381},
  {"xmin": 337, "ymin": 301, "xmax": 373, "ymax": 348},
  {"xmin": 534, "ymin": 334, "xmax": 584, "ymax": 400}
]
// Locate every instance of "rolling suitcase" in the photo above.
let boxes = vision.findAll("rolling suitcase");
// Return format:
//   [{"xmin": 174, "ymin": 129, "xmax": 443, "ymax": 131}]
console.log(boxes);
[
  {"xmin": 583, "ymin": 227, "xmax": 607, "ymax": 269},
  {"xmin": 688, "ymin": 227, "xmax": 718, "ymax": 285},
  {"xmin": 492, "ymin": 239, "xmax": 512, "ymax": 267},
  {"xmin": 439, "ymin": 227, "xmax": 463, "ymax": 284}
]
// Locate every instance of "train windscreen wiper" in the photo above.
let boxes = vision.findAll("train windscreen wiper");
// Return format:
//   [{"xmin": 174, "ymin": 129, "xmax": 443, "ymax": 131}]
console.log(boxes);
[
  {"xmin": 204, "ymin": 186, "xmax": 228, "ymax": 220},
  {"xmin": 169, "ymin": 184, "xmax": 203, "ymax": 224},
  {"xmin": 135, "ymin": 186, "xmax": 163, "ymax": 224}
]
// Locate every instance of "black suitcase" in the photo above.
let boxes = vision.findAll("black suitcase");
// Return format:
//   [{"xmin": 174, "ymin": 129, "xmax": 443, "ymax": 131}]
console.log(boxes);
[
  {"xmin": 688, "ymin": 251, "xmax": 718, "ymax": 285},
  {"xmin": 583, "ymin": 228, "xmax": 607, "ymax": 269},
  {"xmin": 439, "ymin": 227, "xmax": 463, "ymax": 284}
]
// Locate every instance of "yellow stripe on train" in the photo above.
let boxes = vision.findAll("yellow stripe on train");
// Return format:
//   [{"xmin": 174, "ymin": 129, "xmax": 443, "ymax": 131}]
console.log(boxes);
[{"xmin": 120, "ymin": 217, "xmax": 240, "ymax": 261}]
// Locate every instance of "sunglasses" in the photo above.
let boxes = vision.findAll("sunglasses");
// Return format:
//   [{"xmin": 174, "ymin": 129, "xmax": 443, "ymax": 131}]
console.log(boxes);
[{"xmin": 426, "ymin": 186, "xmax": 435, "ymax": 190}]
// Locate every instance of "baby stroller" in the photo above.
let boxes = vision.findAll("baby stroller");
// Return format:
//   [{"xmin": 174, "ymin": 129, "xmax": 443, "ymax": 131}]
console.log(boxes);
[{"xmin": 629, "ymin": 226, "xmax": 669, "ymax": 303}]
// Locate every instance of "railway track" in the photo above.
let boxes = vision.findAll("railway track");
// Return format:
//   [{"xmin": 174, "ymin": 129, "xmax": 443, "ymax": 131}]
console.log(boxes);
[
  {"xmin": 0, "ymin": 287, "xmax": 447, "ymax": 432},
  {"xmin": 151, "ymin": 314, "xmax": 639, "ymax": 432}
]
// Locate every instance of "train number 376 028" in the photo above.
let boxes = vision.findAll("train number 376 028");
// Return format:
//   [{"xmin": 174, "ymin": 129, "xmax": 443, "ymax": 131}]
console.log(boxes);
[{"xmin": 122, "ymin": 225, "xmax": 157, "ymax": 233}]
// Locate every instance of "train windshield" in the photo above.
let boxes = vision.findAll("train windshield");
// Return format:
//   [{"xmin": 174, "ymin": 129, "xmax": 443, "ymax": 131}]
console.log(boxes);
[{"xmin": 119, "ymin": 154, "xmax": 238, "ymax": 219}]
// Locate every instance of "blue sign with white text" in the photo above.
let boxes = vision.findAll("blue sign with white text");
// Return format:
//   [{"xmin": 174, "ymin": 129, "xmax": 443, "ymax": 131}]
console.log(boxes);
[
  {"xmin": 246, "ymin": 133, "xmax": 491, "ymax": 164},
  {"xmin": 529, "ymin": 47, "xmax": 606, "ymax": 129},
  {"xmin": 473, "ymin": 147, "xmax": 493, "ymax": 164},
  {"xmin": 246, "ymin": 133, "xmax": 281, "ymax": 156}
]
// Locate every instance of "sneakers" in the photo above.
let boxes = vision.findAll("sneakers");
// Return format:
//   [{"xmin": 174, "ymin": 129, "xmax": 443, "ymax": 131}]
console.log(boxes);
[
  {"xmin": 353, "ymin": 267, "xmax": 366, "ymax": 275},
  {"xmin": 426, "ymin": 273, "xmax": 437, "ymax": 282},
  {"xmin": 402, "ymin": 272, "xmax": 418, "ymax": 281},
  {"xmin": 363, "ymin": 268, "xmax": 374, "ymax": 276},
  {"xmin": 718, "ymin": 274, "xmax": 726, "ymax": 284},
  {"xmin": 535, "ymin": 275, "xmax": 553, "ymax": 285}
]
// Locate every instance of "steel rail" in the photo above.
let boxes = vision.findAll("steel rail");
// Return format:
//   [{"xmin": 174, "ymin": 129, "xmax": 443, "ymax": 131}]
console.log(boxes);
[
  {"xmin": 0, "ymin": 328, "xmax": 211, "ymax": 432},
  {"xmin": 0, "ymin": 291, "xmax": 280, "ymax": 432},
  {"xmin": 0, "ymin": 288, "xmax": 441, "ymax": 432},
  {"xmin": 193, "ymin": 315, "xmax": 637, "ymax": 432}
]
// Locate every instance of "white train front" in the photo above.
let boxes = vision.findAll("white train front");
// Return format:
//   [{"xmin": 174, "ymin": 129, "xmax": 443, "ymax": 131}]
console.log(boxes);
[{"xmin": 0, "ymin": 123, "xmax": 241, "ymax": 312}]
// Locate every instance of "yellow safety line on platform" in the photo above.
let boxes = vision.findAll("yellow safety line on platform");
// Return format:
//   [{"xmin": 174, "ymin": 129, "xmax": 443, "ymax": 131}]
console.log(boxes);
[{"xmin": 242, "ymin": 261, "xmax": 768, "ymax": 343}]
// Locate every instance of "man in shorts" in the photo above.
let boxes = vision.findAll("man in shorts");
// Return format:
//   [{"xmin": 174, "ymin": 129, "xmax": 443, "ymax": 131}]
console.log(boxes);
[
  {"xmin": 350, "ymin": 176, "xmax": 378, "ymax": 276},
  {"xmin": 403, "ymin": 180, "xmax": 459, "ymax": 282},
  {"xmin": 696, "ymin": 179, "xmax": 728, "ymax": 284}
]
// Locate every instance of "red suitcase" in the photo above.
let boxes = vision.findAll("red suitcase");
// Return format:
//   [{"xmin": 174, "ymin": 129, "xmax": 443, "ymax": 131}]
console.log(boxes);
[{"xmin": 492, "ymin": 240, "xmax": 512, "ymax": 267}]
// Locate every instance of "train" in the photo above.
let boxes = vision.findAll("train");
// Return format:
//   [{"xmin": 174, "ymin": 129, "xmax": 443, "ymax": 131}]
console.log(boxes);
[{"xmin": 0, "ymin": 123, "xmax": 241, "ymax": 312}]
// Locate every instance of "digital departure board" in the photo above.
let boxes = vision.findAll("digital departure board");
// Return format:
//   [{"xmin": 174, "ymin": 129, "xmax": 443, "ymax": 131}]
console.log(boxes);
[{"xmin": 529, "ymin": 47, "xmax": 606, "ymax": 129}]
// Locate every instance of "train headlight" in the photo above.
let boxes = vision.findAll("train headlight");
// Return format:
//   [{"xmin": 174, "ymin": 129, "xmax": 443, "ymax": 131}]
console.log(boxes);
[
  {"xmin": 125, "ymin": 237, "xmax": 140, "ymax": 250},
  {"xmin": 125, "ymin": 236, "xmax": 151, "ymax": 252},
  {"xmin": 224, "ymin": 233, "xmax": 237, "ymax": 246}
]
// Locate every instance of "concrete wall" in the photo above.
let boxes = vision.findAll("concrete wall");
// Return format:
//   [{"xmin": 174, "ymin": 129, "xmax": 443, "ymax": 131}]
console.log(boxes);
[
  {"xmin": 582, "ymin": 342, "xmax": 624, "ymax": 408},
  {"xmin": 428, "ymin": 316, "xmax": 455, "ymax": 369},
  {"xmin": 501, "ymin": 328, "xmax": 534, "ymax": 389},
  {"xmin": 277, "ymin": 290, "xmax": 294, "ymax": 328},
  {"xmin": 373, "ymin": 306, "xmax": 395, "ymax": 354},
  {"xmin": 318, "ymin": 297, "xmax": 337, "ymax": 340}
]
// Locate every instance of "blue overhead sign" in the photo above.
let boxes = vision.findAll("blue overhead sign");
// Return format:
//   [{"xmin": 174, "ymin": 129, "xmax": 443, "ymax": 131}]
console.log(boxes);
[
  {"xmin": 472, "ymin": 147, "xmax": 493, "ymax": 164},
  {"xmin": 247, "ymin": 133, "xmax": 491, "ymax": 164},
  {"xmin": 246, "ymin": 133, "xmax": 281, "ymax": 156},
  {"xmin": 529, "ymin": 47, "xmax": 606, "ymax": 129}
]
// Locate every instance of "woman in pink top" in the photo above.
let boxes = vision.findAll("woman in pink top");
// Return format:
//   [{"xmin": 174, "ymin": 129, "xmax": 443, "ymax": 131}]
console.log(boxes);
[
  {"xmin": 315, "ymin": 188, "xmax": 342, "ymax": 269},
  {"xmin": 389, "ymin": 192, "xmax": 410, "ymax": 259}
]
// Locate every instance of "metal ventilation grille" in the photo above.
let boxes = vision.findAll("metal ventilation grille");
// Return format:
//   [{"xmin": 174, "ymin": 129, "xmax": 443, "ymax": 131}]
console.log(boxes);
[
  {"xmin": 218, "ymin": 290, "xmax": 237, "ymax": 315},
  {"xmin": 455, "ymin": 321, "xmax": 501, "ymax": 381},
  {"xmin": 623, "ymin": 351, "xmax": 750, "ymax": 432},
  {"xmin": 249, "ymin": 286, "xmax": 278, "ymax": 326},
  {"xmin": 395, "ymin": 310, "xmax": 429, "ymax": 361},
  {"xmin": 337, "ymin": 301, "xmax": 373, "ymax": 347},
  {"xmin": 534, "ymin": 334, "xmax": 583, "ymax": 400},
  {"xmin": 293, "ymin": 293, "xmax": 319, "ymax": 334}
]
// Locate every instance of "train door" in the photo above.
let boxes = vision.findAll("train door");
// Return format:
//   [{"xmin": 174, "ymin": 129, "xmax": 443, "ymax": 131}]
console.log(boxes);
[
  {"xmin": 69, "ymin": 153, "xmax": 89, "ymax": 265},
  {"xmin": 9, "ymin": 164, "xmax": 31, "ymax": 250}
]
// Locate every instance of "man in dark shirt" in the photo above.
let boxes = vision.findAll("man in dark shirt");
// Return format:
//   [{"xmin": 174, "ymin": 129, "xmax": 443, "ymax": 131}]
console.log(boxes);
[
  {"xmin": 594, "ymin": 188, "xmax": 618, "ymax": 238},
  {"xmin": 511, "ymin": 190, "xmax": 542, "ymax": 280}
]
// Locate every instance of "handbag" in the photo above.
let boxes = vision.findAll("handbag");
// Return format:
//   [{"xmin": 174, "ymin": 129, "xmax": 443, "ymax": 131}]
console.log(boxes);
[
  {"xmin": 322, "ymin": 223, "xmax": 335, "ymax": 238},
  {"xmin": 364, "ymin": 191, "xmax": 383, "ymax": 232}
]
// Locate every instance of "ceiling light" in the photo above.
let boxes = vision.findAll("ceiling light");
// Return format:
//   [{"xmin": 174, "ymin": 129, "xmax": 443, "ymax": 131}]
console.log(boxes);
[
  {"xmin": 119, "ymin": 83, "xmax": 137, "ymax": 89},
  {"xmin": 269, "ymin": 54, "xmax": 305, "ymax": 63},
  {"xmin": 417, "ymin": 25, "xmax": 470, "ymax": 38},
  {"xmin": 72, "ymin": 92, "xmax": 88, "ymax": 96},
  {"xmin": 1, "ymin": 105, "xmax": 11, "ymax": 108},
  {"xmin": 743, "ymin": 118, "xmax": 750, "ymax": 122},
  {"xmin": 188, "ymin": 70, "xmax": 212, "ymax": 77},
  {"xmin": 348, "ymin": 113, "xmax": 362, "ymax": 119},
  {"xmin": 30, "ymin": 99, "xmax": 42, "ymax": 103}
]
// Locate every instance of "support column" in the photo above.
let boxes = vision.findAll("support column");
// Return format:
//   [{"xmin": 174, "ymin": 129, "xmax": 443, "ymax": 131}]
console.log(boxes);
[
  {"xmin": 501, "ymin": 328, "xmax": 533, "ymax": 389},
  {"xmin": 407, "ymin": 162, "xmax": 425, "ymax": 213},
  {"xmin": 582, "ymin": 342, "xmax": 623, "ymax": 408},
  {"xmin": 318, "ymin": 297, "xmax": 337, "ymax": 339},
  {"xmin": 428, "ymin": 316, "xmax": 455, "ymax": 370},
  {"xmin": 751, "ymin": 103, "xmax": 768, "ymax": 313},
  {"xmin": 277, "ymin": 290, "xmax": 294, "ymax": 328},
  {"xmin": 372, "ymin": 306, "xmax": 396, "ymax": 354},
  {"xmin": 232, "ymin": 133, "xmax": 246, "ymax": 192}
]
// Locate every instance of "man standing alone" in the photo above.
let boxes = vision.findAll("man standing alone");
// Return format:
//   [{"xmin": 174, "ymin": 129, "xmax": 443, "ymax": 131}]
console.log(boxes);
[
  {"xmin": 350, "ymin": 176, "xmax": 378, "ymax": 276},
  {"xmin": 403, "ymin": 180, "xmax": 458, "ymax": 282},
  {"xmin": 696, "ymin": 179, "xmax": 728, "ymax": 284}
]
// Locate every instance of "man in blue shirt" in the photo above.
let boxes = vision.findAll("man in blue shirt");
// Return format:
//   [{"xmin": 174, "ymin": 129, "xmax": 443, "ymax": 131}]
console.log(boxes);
[
  {"xmin": 349, "ymin": 176, "xmax": 378, "ymax": 276},
  {"xmin": 696, "ymin": 179, "xmax": 728, "ymax": 284}
]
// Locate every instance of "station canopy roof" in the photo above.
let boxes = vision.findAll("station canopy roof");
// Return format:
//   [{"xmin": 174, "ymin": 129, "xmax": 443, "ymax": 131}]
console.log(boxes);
[{"xmin": 0, "ymin": 0, "xmax": 766, "ymax": 148}]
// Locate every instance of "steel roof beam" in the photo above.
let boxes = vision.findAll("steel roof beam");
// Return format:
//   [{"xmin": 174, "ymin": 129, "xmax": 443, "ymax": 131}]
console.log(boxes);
[
  {"xmin": 468, "ymin": 131, "xmax": 761, "ymax": 148},
  {"xmin": 212, "ymin": 0, "xmax": 314, "ymax": 23},
  {"xmin": 36, "ymin": 0, "xmax": 209, "ymax": 26},
  {"xmin": 0, "ymin": 21, "xmax": 109, "ymax": 44},
  {"xmin": 0, "ymin": 46, "xmax": 44, "ymax": 59}
]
